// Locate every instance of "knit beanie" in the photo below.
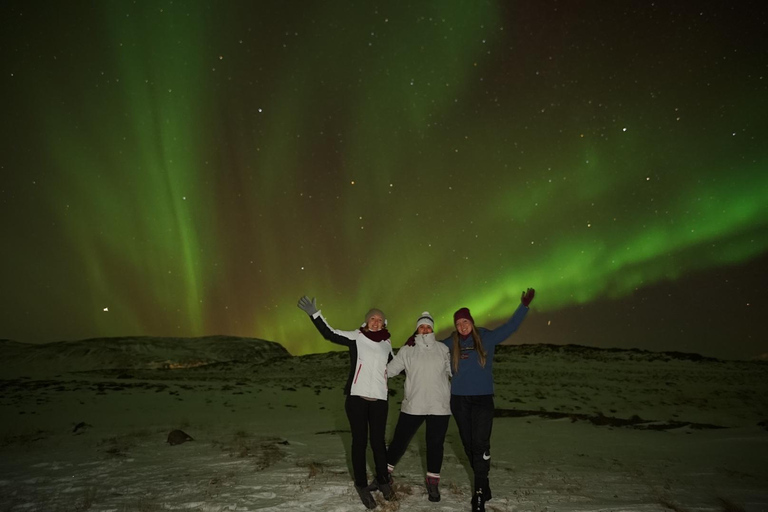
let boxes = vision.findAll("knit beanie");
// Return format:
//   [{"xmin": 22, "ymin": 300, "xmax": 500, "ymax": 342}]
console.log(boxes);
[
  {"xmin": 365, "ymin": 308, "xmax": 386, "ymax": 324},
  {"xmin": 453, "ymin": 307, "xmax": 474, "ymax": 326},
  {"xmin": 415, "ymin": 311, "xmax": 434, "ymax": 331}
]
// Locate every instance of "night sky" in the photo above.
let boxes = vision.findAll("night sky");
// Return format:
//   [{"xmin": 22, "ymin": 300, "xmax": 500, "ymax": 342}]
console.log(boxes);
[{"xmin": 2, "ymin": 2, "xmax": 766, "ymax": 360}]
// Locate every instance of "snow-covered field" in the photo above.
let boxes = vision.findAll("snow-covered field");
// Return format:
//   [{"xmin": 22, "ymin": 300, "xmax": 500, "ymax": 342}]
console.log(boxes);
[{"xmin": 1, "ymin": 339, "xmax": 766, "ymax": 512}]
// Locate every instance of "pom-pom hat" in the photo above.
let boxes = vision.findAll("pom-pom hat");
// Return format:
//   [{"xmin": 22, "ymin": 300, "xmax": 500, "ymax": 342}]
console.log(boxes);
[{"xmin": 416, "ymin": 311, "xmax": 434, "ymax": 330}]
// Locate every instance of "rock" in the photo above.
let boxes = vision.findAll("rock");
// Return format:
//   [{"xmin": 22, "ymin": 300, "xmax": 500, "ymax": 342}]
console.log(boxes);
[
  {"xmin": 166, "ymin": 429, "xmax": 194, "ymax": 446},
  {"xmin": 72, "ymin": 421, "xmax": 92, "ymax": 434}
]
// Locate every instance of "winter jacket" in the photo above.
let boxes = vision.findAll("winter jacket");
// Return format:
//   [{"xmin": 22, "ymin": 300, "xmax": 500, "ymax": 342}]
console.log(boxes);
[
  {"xmin": 311, "ymin": 311, "xmax": 393, "ymax": 400},
  {"xmin": 441, "ymin": 303, "xmax": 529, "ymax": 396},
  {"xmin": 388, "ymin": 333, "xmax": 452, "ymax": 415}
]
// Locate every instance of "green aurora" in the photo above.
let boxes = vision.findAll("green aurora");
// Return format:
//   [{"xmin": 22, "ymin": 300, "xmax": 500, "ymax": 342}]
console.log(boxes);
[{"xmin": 1, "ymin": 1, "xmax": 766, "ymax": 358}]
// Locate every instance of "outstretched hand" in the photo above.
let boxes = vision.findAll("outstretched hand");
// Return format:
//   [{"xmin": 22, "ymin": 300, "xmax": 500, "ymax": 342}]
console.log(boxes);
[
  {"xmin": 297, "ymin": 296, "xmax": 319, "ymax": 316},
  {"xmin": 521, "ymin": 288, "xmax": 535, "ymax": 307}
]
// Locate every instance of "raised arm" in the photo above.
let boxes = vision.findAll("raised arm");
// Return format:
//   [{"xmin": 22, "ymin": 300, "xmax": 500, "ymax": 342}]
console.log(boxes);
[
  {"xmin": 482, "ymin": 288, "xmax": 535, "ymax": 346},
  {"xmin": 298, "ymin": 296, "xmax": 358, "ymax": 347}
]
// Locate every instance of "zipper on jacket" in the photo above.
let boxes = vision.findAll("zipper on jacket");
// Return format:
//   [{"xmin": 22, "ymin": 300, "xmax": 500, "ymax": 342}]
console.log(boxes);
[{"xmin": 353, "ymin": 363, "xmax": 363, "ymax": 384}]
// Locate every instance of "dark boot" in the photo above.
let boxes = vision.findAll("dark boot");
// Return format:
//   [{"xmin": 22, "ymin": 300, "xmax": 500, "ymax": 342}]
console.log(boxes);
[
  {"xmin": 475, "ymin": 477, "xmax": 492, "ymax": 501},
  {"xmin": 355, "ymin": 484, "xmax": 376, "ymax": 509},
  {"xmin": 471, "ymin": 488, "xmax": 485, "ymax": 512},
  {"xmin": 425, "ymin": 476, "xmax": 440, "ymax": 502},
  {"xmin": 379, "ymin": 482, "xmax": 395, "ymax": 501},
  {"xmin": 366, "ymin": 473, "xmax": 395, "ymax": 501}
]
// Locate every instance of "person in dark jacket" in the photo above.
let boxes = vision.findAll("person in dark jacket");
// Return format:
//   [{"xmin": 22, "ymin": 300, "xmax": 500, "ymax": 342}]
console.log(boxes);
[
  {"xmin": 440, "ymin": 288, "xmax": 535, "ymax": 512},
  {"xmin": 298, "ymin": 296, "xmax": 395, "ymax": 508}
]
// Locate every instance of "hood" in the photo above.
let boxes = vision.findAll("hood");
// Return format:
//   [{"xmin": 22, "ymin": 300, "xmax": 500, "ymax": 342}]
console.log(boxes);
[{"xmin": 414, "ymin": 332, "xmax": 437, "ymax": 348}]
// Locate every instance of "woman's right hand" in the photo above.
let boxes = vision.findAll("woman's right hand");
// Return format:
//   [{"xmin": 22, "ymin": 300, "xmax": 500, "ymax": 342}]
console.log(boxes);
[{"xmin": 297, "ymin": 296, "xmax": 319, "ymax": 316}]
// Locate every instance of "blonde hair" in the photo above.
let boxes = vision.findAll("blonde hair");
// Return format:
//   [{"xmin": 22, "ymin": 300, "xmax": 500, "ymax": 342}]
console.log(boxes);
[{"xmin": 451, "ymin": 325, "xmax": 486, "ymax": 373}]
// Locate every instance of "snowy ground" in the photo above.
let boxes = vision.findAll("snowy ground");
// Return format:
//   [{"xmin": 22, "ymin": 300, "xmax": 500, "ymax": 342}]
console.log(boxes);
[{"xmin": 1, "ymin": 343, "xmax": 767, "ymax": 512}]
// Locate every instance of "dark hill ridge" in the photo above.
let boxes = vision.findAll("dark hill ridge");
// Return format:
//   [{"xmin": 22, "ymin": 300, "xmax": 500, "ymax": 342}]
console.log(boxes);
[
  {"xmin": 495, "ymin": 343, "xmax": 724, "ymax": 363},
  {"xmin": 0, "ymin": 336, "xmax": 290, "ymax": 376}
]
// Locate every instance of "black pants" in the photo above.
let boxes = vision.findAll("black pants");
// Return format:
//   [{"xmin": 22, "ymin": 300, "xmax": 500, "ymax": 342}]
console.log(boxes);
[
  {"xmin": 345, "ymin": 395, "xmax": 389, "ymax": 487},
  {"xmin": 450, "ymin": 394, "xmax": 494, "ymax": 489},
  {"xmin": 387, "ymin": 412, "xmax": 450, "ymax": 474}
]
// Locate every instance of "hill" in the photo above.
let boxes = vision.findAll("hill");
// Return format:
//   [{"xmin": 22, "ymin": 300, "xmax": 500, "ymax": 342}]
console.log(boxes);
[{"xmin": 0, "ymin": 336, "xmax": 289, "ymax": 377}]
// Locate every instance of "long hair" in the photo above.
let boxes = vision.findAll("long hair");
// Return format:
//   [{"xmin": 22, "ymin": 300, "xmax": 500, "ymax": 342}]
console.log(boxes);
[{"xmin": 451, "ymin": 325, "xmax": 486, "ymax": 373}]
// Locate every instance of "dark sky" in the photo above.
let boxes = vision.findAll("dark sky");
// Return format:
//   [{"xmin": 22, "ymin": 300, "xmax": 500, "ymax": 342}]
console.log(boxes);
[{"xmin": 1, "ymin": 1, "xmax": 766, "ymax": 359}]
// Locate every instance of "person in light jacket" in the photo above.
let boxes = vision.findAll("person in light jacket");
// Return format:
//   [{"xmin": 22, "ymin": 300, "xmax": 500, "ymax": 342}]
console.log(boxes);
[
  {"xmin": 386, "ymin": 311, "xmax": 452, "ymax": 502},
  {"xmin": 298, "ymin": 296, "xmax": 395, "ymax": 509}
]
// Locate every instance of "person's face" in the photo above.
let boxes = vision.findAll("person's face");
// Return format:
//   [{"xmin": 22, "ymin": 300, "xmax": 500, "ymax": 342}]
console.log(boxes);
[
  {"xmin": 417, "ymin": 324, "xmax": 433, "ymax": 334},
  {"xmin": 367, "ymin": 314, "xmax": 384, "ymax": 332},
  {"xmin": 455, "ymin": 318, "xmax": 473, "ymax": 337}
]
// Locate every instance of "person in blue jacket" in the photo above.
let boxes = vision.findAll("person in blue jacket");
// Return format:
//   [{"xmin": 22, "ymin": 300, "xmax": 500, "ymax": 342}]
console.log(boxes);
[
  {"xmin": 441, "ymin": 288, "xmax": 535, "ymax": 512},
  {"xmin": 298, "ymin": 296, "xmax": 395, "ymax": 509}
]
